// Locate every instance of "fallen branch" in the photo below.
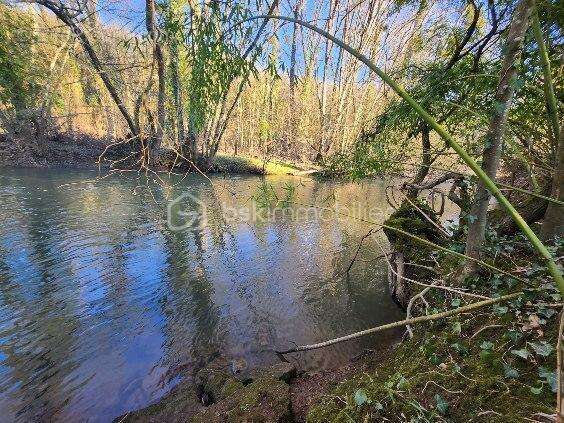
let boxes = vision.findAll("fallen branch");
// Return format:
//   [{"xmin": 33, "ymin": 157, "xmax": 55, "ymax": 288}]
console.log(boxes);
[
  {"xmin": 406, "ymin": 280, "xmax": 439, "ymax": 338},
  {"xmin": 276, "ymin": 292, "xmax": 521, "ymax": 354}
]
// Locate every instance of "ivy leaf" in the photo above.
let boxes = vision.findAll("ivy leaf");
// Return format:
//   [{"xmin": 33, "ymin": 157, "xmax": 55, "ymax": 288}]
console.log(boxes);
[
  {"xmin": 537, "ymin": 307, "xmax": 557, "ymax": 319},
  {"xmin": 452, "ymin": 321, "xmax": 462, "ymax": 335},
  {"xmin": 354, "ymin": 389, "xmax": 369, "ymax": 406},
  {"xmin": 511, "ymin": 348, "xmax": 531, "ymax": 360},
  {"xmin": 529, "ymin": 341, "xmax": 554, "ymax": 357},
  {"xmin": 451, "ymin": 298, "xmax": 461, "ymax": 308},
  {"xmin": 503, "ymin": 363, "xmax": 519, "ymax": 379},
  {"xmin": 396, "ymin": 375, "xmax": 408, "ymax": 390},
  {"xmin": 539, "ymin": 367, "xmax": 557, "ymax": 393},
  {"xmin": 374, "ymin": 401, "xmax": 384, "ymax": 411},
  {"xmin": 480, "ymin": 341, "xmax": 494, "ymax": 350},
  {"xmin": 530, "ymin": 385, "xmax": 543, "ymax": 395},
  {"xmin": 451, "ymin": 342, "xmax": 468, "ymax": 356},
  {"xmin": 434, "ymin": 394, "xmax": 449, "ymax": 415},
  {"xmin": 429, "ymin": 353, "xmax": 441, "ymax": 365},
  {"xmin": 493, "ymin": 304, "xmax": 508, "ymax": 315},
  {"xmin": 504, "ymin": 330, "xmax": 522, "ymax": 343}
]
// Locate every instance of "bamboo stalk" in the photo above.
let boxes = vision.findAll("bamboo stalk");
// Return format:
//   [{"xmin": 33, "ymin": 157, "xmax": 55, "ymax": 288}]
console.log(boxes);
[
  {"xmin": 244, "ymin": 15, "xmax": 564, "ymax": 295},
  {"xmin": 531, "ymin": 5, "xmax": 560, "ymax": 145}
]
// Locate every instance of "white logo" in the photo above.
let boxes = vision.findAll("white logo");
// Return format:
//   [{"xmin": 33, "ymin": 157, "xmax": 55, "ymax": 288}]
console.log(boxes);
[{"xmin": 167, "ymin": 192, "xmax": 207, "ymax": 231}]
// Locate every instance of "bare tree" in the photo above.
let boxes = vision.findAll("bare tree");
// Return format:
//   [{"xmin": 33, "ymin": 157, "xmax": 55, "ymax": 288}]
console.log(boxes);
[
  {"xmin": 31, "ymin": 0, "xmax": 140, "ymax": 139},
  {"xmin": 146, "ymin": 0, "xmax": 166, "ymax": 156}
]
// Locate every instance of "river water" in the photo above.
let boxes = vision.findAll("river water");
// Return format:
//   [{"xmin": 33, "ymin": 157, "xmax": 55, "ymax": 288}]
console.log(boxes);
[{"xmin": 0, "ymin": 168, "xmax": 403, "ymax": 422}]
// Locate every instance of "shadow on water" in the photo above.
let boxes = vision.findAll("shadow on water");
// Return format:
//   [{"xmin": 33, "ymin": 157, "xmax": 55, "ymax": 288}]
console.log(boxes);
[{"xmin": 0, "ymin": 168, "xmax": 404, "ymax": 422}]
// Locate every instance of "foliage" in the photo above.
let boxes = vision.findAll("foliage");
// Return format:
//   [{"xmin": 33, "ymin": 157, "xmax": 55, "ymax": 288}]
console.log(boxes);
[
  {"xmin": 0, "ymin": 3, "xmax": 46, "ymax": 113},
  {"xmin": 307, "ymin": 235, "xmax": 562, "ymax": 422},
  {"xmin": 323, "ymin": 137, "xmax": 403, "ymax": 179},
  {"xmin": 178, "ymin": 1, "xmax": 256, "ymax": 133}
]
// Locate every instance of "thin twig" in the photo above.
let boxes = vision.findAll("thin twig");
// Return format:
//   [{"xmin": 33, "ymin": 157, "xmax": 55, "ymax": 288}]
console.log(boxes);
[{"xmin": 346, "ymin": 227, "xmax": 380, "ymax": 274}]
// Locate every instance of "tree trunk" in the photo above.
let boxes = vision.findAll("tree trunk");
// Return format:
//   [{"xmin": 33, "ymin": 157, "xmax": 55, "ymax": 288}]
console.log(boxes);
[
  {"xmin": 407, "ymin": 123, "xmax": 431, "ymax": 198},
  {"xmin": 288, "ymin": 0, "xmax": 303, "ymax": 154},
  {"xmin": 464, "ymin": 0, "xmax": 533, "ymax": 263},
  {"xmin": 146, "ymin": 0, "xmax": 166, "ymax": 157},
  {"xmin": 171, "ymin": 40, "xmax": 185, "ymax": 148},
  {"xmin": 542, "ymin": 119, "xmax": 564, "ymax": 241}
]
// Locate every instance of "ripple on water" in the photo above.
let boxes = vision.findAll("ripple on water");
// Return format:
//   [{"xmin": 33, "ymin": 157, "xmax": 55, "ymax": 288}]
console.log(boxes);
[{"xmin": 0, "ymin": 168, "xmax": 403, "ymax": 422}]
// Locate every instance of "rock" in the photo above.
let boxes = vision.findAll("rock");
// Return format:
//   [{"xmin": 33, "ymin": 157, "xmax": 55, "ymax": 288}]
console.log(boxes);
[
  {"xmin": 196, "ymin": 366, "xmax": 244, "ymax": 402},
  {"xmin": 250, "ymin": 362, "xmax": 297, "ymax": 383},
  {"xmin": 118, "ymin": 381, "xmax": 203, "ymax": 423},
  {"xmin": 191, "ymin": 377, "xmax": 292, "ymax": 423}
]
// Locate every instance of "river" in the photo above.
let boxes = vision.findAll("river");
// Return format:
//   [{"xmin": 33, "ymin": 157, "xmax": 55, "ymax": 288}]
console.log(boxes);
[{"xmin": 0, "ymin": 168, "xmax": 403, "ymax": 422}]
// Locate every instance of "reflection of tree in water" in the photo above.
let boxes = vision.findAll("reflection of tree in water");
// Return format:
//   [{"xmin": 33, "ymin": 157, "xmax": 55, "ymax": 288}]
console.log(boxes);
[
  {"xmin": 0, "ymin": 180, "xmax": 81, "ymax": 421},
  {"xmin": 248, "ymin": 178, "xmax": 402, "ymax": 368},
  {"xmin": 0, "ymin": 171, "xmax": 404, "ymax": 421},
  {"xmin": 158, "ymin": 182, "xmax": 224, "ymax": 379}
]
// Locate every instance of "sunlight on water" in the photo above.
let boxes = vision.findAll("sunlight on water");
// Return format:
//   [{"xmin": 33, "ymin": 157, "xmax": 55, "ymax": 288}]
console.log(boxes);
[{"xmin": 0, "ymin": 168, "xmax": 403, "ymax": 422}]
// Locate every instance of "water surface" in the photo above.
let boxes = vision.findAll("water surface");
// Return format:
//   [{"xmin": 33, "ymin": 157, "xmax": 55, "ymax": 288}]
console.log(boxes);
[{"xmin": 0, "ymin": 168, "xmax": 403, "ymax": 422}]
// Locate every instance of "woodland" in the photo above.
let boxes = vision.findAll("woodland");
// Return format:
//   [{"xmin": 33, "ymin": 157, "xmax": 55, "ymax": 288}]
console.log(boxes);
[{"xmin": 0, "ymin": 0, "xmax": 563, "ymax": 421}]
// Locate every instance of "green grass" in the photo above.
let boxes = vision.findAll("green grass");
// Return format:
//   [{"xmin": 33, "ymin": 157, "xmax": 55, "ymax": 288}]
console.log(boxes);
[{"xmin": 212, "ymin": 154, "xmax": 314, "ymax": 176}]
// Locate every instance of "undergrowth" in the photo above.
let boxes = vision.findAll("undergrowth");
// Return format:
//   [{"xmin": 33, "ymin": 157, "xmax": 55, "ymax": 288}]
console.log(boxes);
[{"xmin": 307, "ymin": 231, "xmax": 562, "ymax": 422}]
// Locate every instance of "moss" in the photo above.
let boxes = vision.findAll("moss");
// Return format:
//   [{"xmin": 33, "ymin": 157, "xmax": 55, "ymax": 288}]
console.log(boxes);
[
  {"xmin": 219, "ymin": 378, "xmax": 244, "ymax": 399},
  {"xmin": 251, "ymin": 362, "xmax": 297, "ymax": 383},
  {"xmin": 192, "ymin": 377, "xmax": 292, "ymax": 423},
  {"xmin": 307, "ymin": 314, "xmax": 556, "ymax": 422},
  {"xmin": 383, "ymin": 199, "xmax": 445, "ymax": 256}
]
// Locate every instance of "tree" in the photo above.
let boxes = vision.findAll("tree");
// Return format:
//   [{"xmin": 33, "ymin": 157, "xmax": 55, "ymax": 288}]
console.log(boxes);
[
  {"xmin": 464, "ymin": 0, "xmax": 534, "ymax": 264},
  {"xmin": 146, "ymin": 0, "xmax": 166, "ymax": 158},
  {"xmin": 35, "ymin": 1, "xmax": 139, "ymax": 135}
]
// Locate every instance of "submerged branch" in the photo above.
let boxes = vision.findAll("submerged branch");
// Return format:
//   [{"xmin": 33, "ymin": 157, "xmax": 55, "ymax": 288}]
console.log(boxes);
[{"xmin": 277, "ymin": 292, "xmax": 522, "ymax": 354}]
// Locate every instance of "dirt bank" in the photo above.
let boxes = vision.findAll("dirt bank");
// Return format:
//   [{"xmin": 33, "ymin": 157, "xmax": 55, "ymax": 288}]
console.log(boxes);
[{"xmin": 0, "ymin": 133, "xmax": 315, "ymax": 176}]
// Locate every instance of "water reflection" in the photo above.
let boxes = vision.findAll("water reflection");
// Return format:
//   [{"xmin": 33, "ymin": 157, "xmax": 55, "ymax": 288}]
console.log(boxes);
[{"xmin": 0, "ymin": 169, "xmax": 403, "ymax": 422}]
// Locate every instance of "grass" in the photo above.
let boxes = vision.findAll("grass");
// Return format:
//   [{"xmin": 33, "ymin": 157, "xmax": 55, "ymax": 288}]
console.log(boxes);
[{"xmin": 212, "ymin": 153, "xmax": 316, "ymax": 176}]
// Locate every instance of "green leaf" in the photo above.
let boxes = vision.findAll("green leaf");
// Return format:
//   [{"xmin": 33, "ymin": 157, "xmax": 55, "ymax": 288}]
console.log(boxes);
[
  {"xmin": 493, "ymin": 304, "xmax": 508, "ymax": 315},
  {"xmin": 452, "ymin": 321, "xmax": 462, "ymax": 335},
  {"xmin": 530, "ymin": 385, "xmax": 542, "ymax": 395},
  {"xmin": 504, "ymin": 330, "xmax": 522, "ymax": 343},
  {"xmin": 434, "ymin": 393, "xmax": 449, "ymax": 415},
  {"xmin": 374, "ymin": 401, "xmax": 384, "ymax": 411},
  {"xmin": 451, "ymin": 298, "xmax": 461, "ymax": 308},
  {"xmin": 511, "ymin": 348, "xmax": 530, "ymax": 360},
  {"xmin": 480, "ymin": 341, "xmax": 494, "ymax": 350},
  {"xmin": 451, "ymin": 342, "xmax": 468, "ymax": 356},
  {"xmin": 503, "ymin": 363, "xmax": 519, "ymax": 379},
  {"xmin": 529, "ymin": 341, "xmax": 554, "ymax": 357},
  {"xmin": 539, "ymin": 367, "xmax": 557, "ymax": 393},
  {"xmin": 429, "ymin": 353, "xmax": 441, "ymax": 365},
  {"xmin": 396, "ymin": 375, "xmax": 408, "ymax": 390},
  {"xmin": 354, "ymin": 388, "xmax": 369, "ymax": 406}
]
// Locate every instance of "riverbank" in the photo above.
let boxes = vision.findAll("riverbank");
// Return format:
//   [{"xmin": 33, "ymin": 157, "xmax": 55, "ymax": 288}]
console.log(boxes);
[
  {"xmin": 119, "ymin": 230, "xmax": 561, "ymax": 422},
  {"xmin": 119, "ymin": 305, "xmax": 558, "ymax": 422},
  {"xmin": 0, "ymin": 133, "xmax": 317, "ymax": 176}
]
